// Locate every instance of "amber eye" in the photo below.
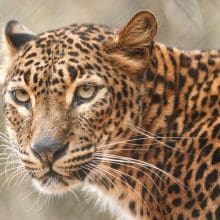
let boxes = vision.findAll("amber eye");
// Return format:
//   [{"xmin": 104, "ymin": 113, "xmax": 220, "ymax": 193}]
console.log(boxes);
[
  {"xmin": 11, "ymin": 89, "xmax": 30, "ymax": 104},
  {"xmin": 75, "ymin": 84, "xmax": 97, "ymax": 100}
]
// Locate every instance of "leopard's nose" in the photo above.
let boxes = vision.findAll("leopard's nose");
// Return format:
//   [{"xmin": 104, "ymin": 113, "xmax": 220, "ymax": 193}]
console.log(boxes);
[{"xmin": 31, "ymin": 138, "xmax": 69, "ymax": 163}]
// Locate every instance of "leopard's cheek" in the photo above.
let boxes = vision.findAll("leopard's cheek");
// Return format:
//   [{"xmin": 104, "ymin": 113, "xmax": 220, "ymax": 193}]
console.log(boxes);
[
  {"xmin": 102, "ymin": 82, "xmax": 143, "ymax": 140},
  {"xmin": 3, "ymin": 103, "xmax": 32, "ymax": 147},
  {"xmin": 75, "ymin": 88, "xmax": 114, "ymax": 141}
]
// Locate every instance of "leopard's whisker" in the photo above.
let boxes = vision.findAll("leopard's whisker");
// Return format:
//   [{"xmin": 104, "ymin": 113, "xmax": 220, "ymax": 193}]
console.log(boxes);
[
  {"xmin": 81, "ymin": 169, "xmax": 99, "ymax": 206},
  {"xmin": 69, "ymin": 189, "xmax": 81, "ymax": 204},
  {"xmin": 128, "ymin": 124, "xmax": 183, "ymax": 152},
  {"xmin": 97, "ymin": 142, "xmax": 158, "ymax": 150},
  {"xmin": 4, "ymin": 154, "xmax": 20, "ymax": 177},
  {"xmin": 0, "ymin": 168, "xmax": 20, "ymax": 186},
  {"xmin": 128, "ymin": 124, "xmax": 193, "ymax": 139},
  {"xmin": 94, "ymin": 134, "xmax": 129, "ymax": 147},
  {"xmin": 0, "ymin": 155, "xmax": 18, "ymax": 162},
  {"xmin": 0, "ymin": 134, "xmax": 11, "ymax": 142},
  {"xmin": 28, "ymin": 192, "xmax": 45, "ymax": 213},
  {"xmin": 0, "ymin": 140, "xmax": 12, "ymax": 146},
  {"xmin": 0, "ymin": 131, "xmax": 11, "ymax": 138},
  {"xmin": 0, "ymin": 144, "xmax": 19, "ymax": 151},
  {"xmin": 96, "ymin": 138, "xmax": 156, "ymax": 150},
  {"xmin": 35, "ymin": 193, "xmax": 48, "ymax": 212},
  {"xmin": 6, "ymin": 167, "xmax": 26, "ymax": 190},
  {"xmin": 96, "ymin": 162, "xmax": 154, "ymax": 209},
  {"xmin": 22, "ymin": 188, "xmax": 38, "ymax": 201},
  {"xmin": 102, "ymin": 148, "xmax": 155, "ymax": 152},
  {"xmin": 0, "ymin": 163, "xmax": 23, "ymax": 177},
  {"xmin": 81, "ymin": 162, "xmax": 115, "ymax": 207},
  {"xmin": 95, "ymin": 153, "xmax": 188, "ymax": 190},
  {"xmin": 0, "ymin": 147, "xmax": 19, "ymax": 155},
  {"xmin": 0, "ymin": 166, "xmax": 25, "ymax": 191},
  {"xmin": 45, "ymin": 195, "xmax": 52, "ymax": 210},
  {"xmin": 91, "ymin": 162, "xmax": 142, "ymax": 204},
  {"xmin": 95, "ymin": 152, "xmax": 164, "ymax": 196},
  {"xmin": 0, "ymin": 160, "xmax": 22, "ymax": 166},
  {"xmin": 14, "ymin": 169, "xmax": 29, "ymax": 187},
  {"xmin": 0, "ymin": 151, "xmax": 18, "ymax": 158},
  {"xmin": 0, "ymin": 152, "xmax": 14, "ymax": 157},
  {"xmin": 95, "ymin": 149, "xmax": 161, "ymax": 193},
  {"xmin": 84, "ymin": 163, "xmax": 121, "ymax": 197}
]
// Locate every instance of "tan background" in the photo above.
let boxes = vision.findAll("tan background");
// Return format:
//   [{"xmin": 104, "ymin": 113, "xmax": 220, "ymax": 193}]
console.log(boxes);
[{"xmin": 0, "ymin": 0, "xmax": 220, "ymax": 220}]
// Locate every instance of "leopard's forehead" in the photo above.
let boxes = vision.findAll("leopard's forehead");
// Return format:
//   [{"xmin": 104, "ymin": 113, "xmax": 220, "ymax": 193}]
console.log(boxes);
[
  {"xmin": 33, "ymin": 24, "xmax": 113, "ymax": 53},
  {"xmin": 7, "ymin": 24, "xmax": 115, "ymax": 96},
  {"xmin": 13, "ymin": 24, "xmax": 113, "ymax": 70}
]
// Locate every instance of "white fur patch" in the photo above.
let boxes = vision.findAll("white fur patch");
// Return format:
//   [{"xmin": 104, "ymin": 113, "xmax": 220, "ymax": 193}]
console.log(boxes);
[
  {"xmin": 33, "ymin": 179, "xmax": 136, "ymax": 219},
  {"xmin": 81, "ymin": 183, "xmax": 136, "ymax": 220},
  {"xmin": 32, "ymin": 178, "xmax": 81, "ymax": 196}
]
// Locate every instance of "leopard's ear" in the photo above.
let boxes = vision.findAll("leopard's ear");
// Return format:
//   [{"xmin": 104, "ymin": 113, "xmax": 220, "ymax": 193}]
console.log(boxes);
[
  {"xmin": 104, "ymin": 11, "xmax": 157, "ymax": 81},
  {"xmin": 3, "ymin": 20, "xmax": 35, "ymax": 58},
  {"xmin": 106, "ymin": 11, "xmax": 157, "ymax": 51},
  {"xmin": 0, "ymin": 20, "xmax": 35, "ymax": 83}
]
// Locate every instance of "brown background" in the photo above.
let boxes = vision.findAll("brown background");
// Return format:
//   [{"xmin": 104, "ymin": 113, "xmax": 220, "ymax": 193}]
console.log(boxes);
[{"xmin": 0, "ymin": 0, "xmax": 220, "ymax": 220}]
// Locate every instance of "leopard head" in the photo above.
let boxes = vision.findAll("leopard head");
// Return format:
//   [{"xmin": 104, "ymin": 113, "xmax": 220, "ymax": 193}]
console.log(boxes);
[{"xmin": 1, "ymin": 11, "xmax": 157, "ymax": 194}]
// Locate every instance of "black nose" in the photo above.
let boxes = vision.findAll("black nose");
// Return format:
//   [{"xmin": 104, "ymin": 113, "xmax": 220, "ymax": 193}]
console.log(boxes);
[{"xmin": 31, "ymin": 138, "xmax": 69, "ymax": 163}]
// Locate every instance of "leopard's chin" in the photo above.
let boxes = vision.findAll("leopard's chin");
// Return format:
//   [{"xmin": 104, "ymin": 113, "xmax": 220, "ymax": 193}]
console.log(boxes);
[{"xmin": 32, "ymin": 172, "xmax": 81, "ymax": 195}]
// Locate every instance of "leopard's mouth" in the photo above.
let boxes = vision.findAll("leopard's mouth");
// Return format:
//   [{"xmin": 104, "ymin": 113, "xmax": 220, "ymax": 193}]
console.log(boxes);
[
  {"xmin": 33, "ymin": 170, "xmax": 80, "ymax": 195},
  {"xmin": 27, "ymin": 144, "xmax": 98, "ymax": 194},
  {"xmin": 39, "ymin": 170, "xmax": 67, "ymax": 185},
  {"xmin": 32, "ymin": 163, "xmax": 96, "ymax": 195}
]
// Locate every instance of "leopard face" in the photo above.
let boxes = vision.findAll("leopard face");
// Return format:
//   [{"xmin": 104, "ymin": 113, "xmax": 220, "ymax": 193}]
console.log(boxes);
[{"xmin": 2, "ymin": 12, "xmax": 156, "ymax": 195}]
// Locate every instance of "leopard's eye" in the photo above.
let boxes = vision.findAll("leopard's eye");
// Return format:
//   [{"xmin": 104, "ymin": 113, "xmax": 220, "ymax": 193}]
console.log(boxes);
[
  {"xmin": 11, "ymin": 89, "xmax": 30, "ymax": 104},
  {"xmin": 75, "ymin": 84, "xmax": 97, "ymax": 100}
]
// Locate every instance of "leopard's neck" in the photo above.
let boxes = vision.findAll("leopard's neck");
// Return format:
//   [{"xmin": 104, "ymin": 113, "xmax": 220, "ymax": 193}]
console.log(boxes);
[
  {"xmin": 88, "ymin": 43, "xmax": 220, "ymax": 220},
  {"xmin": 142, "ymin": 42, "xmax": 220, "ymax": 137}
]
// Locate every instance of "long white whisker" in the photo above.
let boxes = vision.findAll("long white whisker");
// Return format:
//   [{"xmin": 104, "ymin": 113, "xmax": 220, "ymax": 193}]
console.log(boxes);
[
  {"xmin": 85, "ymin": 163, "xmax": 121, "ymax": 197},
  {"xmin": 0, "ymin": 135, "xmax": 11, "ymax": 144},
  {"xmin": 128, "ymin": 124, "xmax": 183, "ymax": 152},
  {"xmin": 0, "ymin": 131, "xmax": 11, "ymax": 139},
  {"xmin": 0, "ymin": 164, "xmax": 23, "ymax": 177},
  {"xmin": 97, "ymin": 162, "xmax": 154, "ymax": 209},
  {"xmin": 22, "ymin": 188, "xmax": 38, "ymax": 201},
  {"xmin": 6, "ymin": 168, "xmax": 26, "ymax": 190},
  {"xmin": 69, "ymin": 189, "xmax": 81, "ymax": 204},
  {"xmin": 28, "ymin": 193, "xmax": 44, "ymax": 213},
  {"xmin": 102, "ymin": 148, "xmax": 155, "ymax": 152},
  {"xmin": 0, "ymin": 161, "xmax": 21, "ymax": 166},
  {"xmin": 95, "ymin": 153, "xmax": 188, "ymax": 190},
  {"xmin": 96, "ymin": 137, "xmax": 154, "ymax": 150},
  {"xmin": 0, "ymin": 166, "xmax": 25, "ymax": 191},
  {"xmin": 14, "ymin": 169, "xmax": 29, "ymax": 187},
  {"xmin": 98, "ymin": 154, "xmax": 163, "ymax": 197}
]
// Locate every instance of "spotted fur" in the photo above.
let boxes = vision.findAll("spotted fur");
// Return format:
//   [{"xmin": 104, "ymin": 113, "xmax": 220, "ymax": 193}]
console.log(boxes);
[{"xmin": 1, "ymin": 11, "xmax": 220, "ymax": 220}]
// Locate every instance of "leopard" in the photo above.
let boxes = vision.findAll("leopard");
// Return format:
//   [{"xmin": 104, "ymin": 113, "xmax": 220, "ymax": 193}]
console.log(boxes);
[{"xmin": 0, "ymin": 10, "xmax": 219, "ymax": 220}]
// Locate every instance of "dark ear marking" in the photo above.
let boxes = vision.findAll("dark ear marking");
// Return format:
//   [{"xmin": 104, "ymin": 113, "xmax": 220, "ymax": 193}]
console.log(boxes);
[{"xmin": 5, "ymin": 20, "xmax": 35, "ymax": 50}]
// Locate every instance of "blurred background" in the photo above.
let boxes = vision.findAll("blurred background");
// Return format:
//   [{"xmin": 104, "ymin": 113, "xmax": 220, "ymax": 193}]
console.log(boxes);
[{"xmin": 0, "ymin": 0, "xmax": 220, "ymax": 220}]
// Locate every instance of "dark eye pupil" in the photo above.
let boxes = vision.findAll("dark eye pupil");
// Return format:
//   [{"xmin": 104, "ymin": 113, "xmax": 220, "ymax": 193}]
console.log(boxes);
[
  {"xmin": 83, "ymin": 86, "xmax": 90, "ymax": 91},
  {"xmin": 20, "ymin": 90, "xmax": 27, "ymax": 95}
]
